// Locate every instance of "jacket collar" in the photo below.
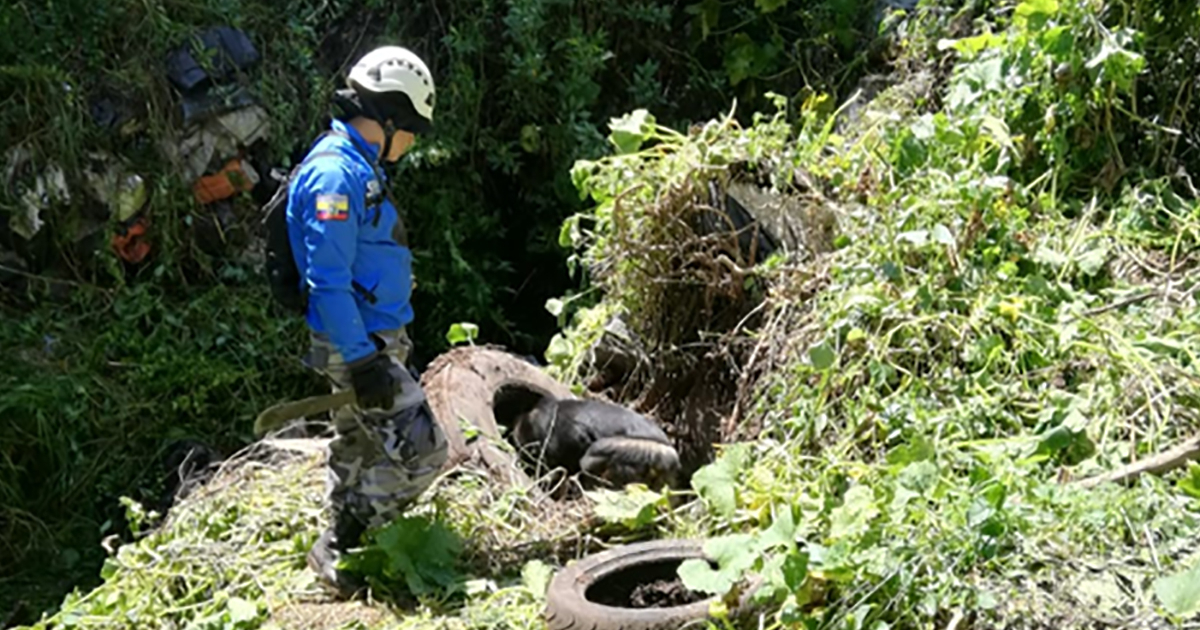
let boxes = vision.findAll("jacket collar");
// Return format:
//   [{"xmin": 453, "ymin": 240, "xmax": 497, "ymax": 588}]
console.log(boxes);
[{"xmin": 330, "ymin": 119, "xmax": 382, "ymax": 163}]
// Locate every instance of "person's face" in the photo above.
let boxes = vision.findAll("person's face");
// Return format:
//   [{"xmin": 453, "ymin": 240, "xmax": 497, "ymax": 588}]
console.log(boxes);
[{"xmin": 385, "ymin": 128, "xmax": 416, "ymax": 162}]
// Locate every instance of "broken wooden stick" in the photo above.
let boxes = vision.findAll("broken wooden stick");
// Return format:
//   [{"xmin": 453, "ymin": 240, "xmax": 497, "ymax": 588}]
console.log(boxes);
[{"xmin": 1074, "ymin": 432, "xmax": 1200, "ymax": 489}]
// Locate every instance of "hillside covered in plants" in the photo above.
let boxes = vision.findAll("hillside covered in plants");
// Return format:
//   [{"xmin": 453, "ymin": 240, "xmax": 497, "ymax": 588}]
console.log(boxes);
[{"xmin": 4, "ymin": 0, "xmax": 1200, "ymax": 628}]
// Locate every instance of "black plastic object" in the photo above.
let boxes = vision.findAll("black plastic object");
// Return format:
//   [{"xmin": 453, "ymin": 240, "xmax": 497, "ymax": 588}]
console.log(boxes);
[
  {"xmin": 180, "ymin": 84, "xmax": 257, "ymax": 126},
  {"xmin": 165, "ymin": 26, "xmax": 260, "ymax": 93}
]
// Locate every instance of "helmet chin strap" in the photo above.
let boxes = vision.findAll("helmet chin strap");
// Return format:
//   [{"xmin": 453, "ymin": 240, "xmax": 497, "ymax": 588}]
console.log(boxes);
[{"xmin": 379, "ymin": 119, "xmax": 397, "ymax": 164}]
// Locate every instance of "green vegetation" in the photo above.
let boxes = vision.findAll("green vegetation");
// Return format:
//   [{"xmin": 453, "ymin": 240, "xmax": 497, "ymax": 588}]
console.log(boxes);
[
  {"xmin": 0, "ymin": 284, "xmax": 317, "ymax": 617},
  {"xmin": 5, "ymin": 0, "xmax": 1200, "ymax": 627},
  {"xmin": 549, "ymin": 0, "xmax": 1200, "ymax": 625},
  {"xmin": 1, "ymin": 0, "xmax": 888, "ymax": 616}
]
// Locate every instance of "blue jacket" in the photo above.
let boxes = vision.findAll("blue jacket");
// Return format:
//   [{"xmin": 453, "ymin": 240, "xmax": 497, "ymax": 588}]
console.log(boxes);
[{"xmin": 286, "ymin": 119, "xmax": 414, "ymax": 364}]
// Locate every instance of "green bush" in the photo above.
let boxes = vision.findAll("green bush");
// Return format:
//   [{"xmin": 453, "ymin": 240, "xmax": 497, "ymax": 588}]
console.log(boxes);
[
  {"xmin": 0, "ymin": 0, "xmax": 907, "ymax": 617},
  {"xmin": 546, "ymin": 0, "xmax": 1200, "ymax": 627}
]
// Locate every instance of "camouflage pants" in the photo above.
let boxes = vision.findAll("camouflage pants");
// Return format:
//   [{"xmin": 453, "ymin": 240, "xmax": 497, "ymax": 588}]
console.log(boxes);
[{"xmin": 305, "ymin": 328, "xmax": 449, "ymax": 529}]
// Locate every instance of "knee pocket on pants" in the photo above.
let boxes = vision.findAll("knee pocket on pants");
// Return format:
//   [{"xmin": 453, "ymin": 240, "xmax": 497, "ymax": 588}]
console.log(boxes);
[{"xmin": 385, "ymin": 403, "xmax": 447, "ymax": 469}]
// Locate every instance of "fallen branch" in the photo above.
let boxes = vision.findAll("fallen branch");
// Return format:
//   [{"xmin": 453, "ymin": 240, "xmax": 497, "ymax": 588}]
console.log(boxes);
[
  {"xmin": 1062, "ymin": 290, "xmax": 1157, "ymax": 324},
  {"xmin": 1074, "ymin": 432, "xmax": 1200, "ymax": 489},
  {"xmin": 1080, "ymin": 290, "xmax": 1158, "ymax": 318}
]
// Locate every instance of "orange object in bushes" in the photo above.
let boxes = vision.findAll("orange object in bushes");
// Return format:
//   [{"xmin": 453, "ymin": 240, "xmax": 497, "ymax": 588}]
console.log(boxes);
[
  {"xmin": 112, "ymin": 216, "xmax": 151, "ymax": 263},
  {"xmin": 193, "ymin": 158, "xmax": 255, "ymax": 204}
]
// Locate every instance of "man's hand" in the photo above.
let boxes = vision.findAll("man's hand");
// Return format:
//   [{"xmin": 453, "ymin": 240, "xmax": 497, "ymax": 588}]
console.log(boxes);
[{"xmin": 348, "ymin": 353, "xmax": 398, "ymax": 410}]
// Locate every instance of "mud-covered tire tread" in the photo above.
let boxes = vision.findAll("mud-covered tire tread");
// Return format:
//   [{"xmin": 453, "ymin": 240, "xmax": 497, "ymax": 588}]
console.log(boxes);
[{"xmin": 543, "ymin": 539, "xmax": 741, "ymax": 630}]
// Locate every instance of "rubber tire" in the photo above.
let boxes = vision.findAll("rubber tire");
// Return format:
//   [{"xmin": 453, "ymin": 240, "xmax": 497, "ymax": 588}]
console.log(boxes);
[
  {"xmin": 420, "ymin": 345, "xmax": 578, "ymax": 491},
  {"xmin": 544, "ymin": 539, "xmax": 745, "ymax": 630}
]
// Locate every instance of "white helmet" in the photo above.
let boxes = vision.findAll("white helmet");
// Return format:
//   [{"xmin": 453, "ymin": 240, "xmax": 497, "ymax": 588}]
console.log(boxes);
[{"xmin": 346, "ymin": 46, "xmax": 435, "ymax": 127}]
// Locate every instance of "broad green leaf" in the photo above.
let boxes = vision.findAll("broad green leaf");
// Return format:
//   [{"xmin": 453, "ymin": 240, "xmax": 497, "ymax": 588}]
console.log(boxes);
[
  {"xmin": 1177, "ymin": 462, "xmax": 1200, "ymax": 499},
  {"xmin": 724, "ymin": 42, "xmax": 755, "ymax": 86},
  {"xmin": 898, "ymin": 460, "xmax": 939, "ymax": 494},
  {"xmin": 226, "ymin": 597, "xmax": 258, "ymax": 625},
  {"xmin": 1134, "ymin": 336, "xmax": 1186, "ymax": 359},
  {"xmin": 755, "ymin": 552, "xmax": 790, "ymax": 602},
  {"xmin": 893, "ymin": 132, "xmax": 927, "ymax": 174},
  {"xmin": 896, "ymin": 230, "xmax": 929, "ymax": 246},
  {"xmin": 1076, "ymin": 242, "xmax": 1109, "ymax": 276},
  {"xmin": 1062, "ymin": 429, "xmax": 1097, "ymax": 465},
  {"xmin": 982, "ymin": 175, "xmax": 1011, "ymax": 189},
  {"xmin": 544, "ymin": 333, "xmax": 573, "ymax": 364},
  {"xmin": 99, "ymin": 558, "xmax": 120, "ymax": 580},
  {"xmin": 782, "ymin": 551, "xmax": 809, "ymax": 591},
  {"xmin": 1032, "ymin": 245, "xmax": 1069, "ymax": 268},
  {"xmin": 1040, "ymin": 24, "xmax": 1073, "ymax": 55},
  {"xmin": 723, "ymin": 33, "xmax": 764, "ymax": 86},
  {"xmin": 931, "ymin": 224, "xmax": 955, "ymax": 246},
  {"xmin": 608, "ymin": 109, "xmax": 655, "ymax": 154},
  {"xmin": 976, "ymin": 588, "xmax": 999, "ymax": 610},
  {"xmin": 691, "ymin": 445, "xmax": 748, "ymax": 516},
  {"xmin": 1014, "ymin": 0, "xmax": 1059, "ymax": 30},
  {"xmin": 966, "ymin": 497, "xmax": 996, "ymax": 530},
  {"xmin": 1086, "ymin": 37, "xmax": 1146, "ymax": 92},
  {"xmin": 979, "ymin": 115, "xmax": 1015, "ymax": 152},
  {"xmin": 373, "ymin": 515, "xmax": 462, "ymax": 596},
  {"xmin": 809, "ymin": 342, "xmax": 837, "ymax": 370},
  {"xmin": 869, "ymin": 360, "xmax": 896, "ymax": 387},
  {"xmin": 569, "ymin": 159, "xmax": 596, "ymax": 200},
  {"xmin": 887, "ymin": 434, "xmax": 935, "ymax": 465},
  {"xmin": 1036, "ymin": 424, "xmax": 1075, "ymax": 454},
  {"xmin": 519, "ymin": 124, "xmax": 540, "ymax": 153},
  {"xmin": 758, "ymin": 504, "xmax": 797, "ymax": 550},
  {"xmin": 706, "ymin": 533, "xmax": 759, "ymax": 574},
  {"xmin": 828, "ymin": 485, "xmax": 879, "ymax": 542},
  {"xmin": 889, "ymin": 486, "xmax": 919, "ymax": 513},
  {"xmin": 678, "ymin": 558, "xmax": 735, "ymax": 595},
  {"xmin": 1153, "ymin": 561, "xmax": 1200, "ymax": 618},
  {"xmin": 679, "ymin": 533, "xmax": 758, "ymax": 596},
  {"xmin": 445, "ymin": 322, "xmax": 480, "ymax": 345},
  {"xmin": 937, "ymin": 31, "xmax": 1002, "ymax": 57},
  {"xmin": 521, "ymin": 559, "xmax": 554, "ymax": 598},
  {"xmin": 558, "ymin": 215, "xmax": 581, "ymax": 248},
  {"xmin": 585, "ymin": 486, "xmax": 662, "ymax": 529},
  {"xmin": 964, "ymin": 57, "xmax": 1005, "ymax": 93},
  {"xmin": 910, "ymin": 114, "xmax": 936, "ymax": 140}
]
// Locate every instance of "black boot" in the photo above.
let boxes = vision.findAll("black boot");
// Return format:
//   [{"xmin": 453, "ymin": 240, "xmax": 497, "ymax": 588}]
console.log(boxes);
[{"xmin": 307, "ymin": 510, "xmax": 368, "ymax": 599}]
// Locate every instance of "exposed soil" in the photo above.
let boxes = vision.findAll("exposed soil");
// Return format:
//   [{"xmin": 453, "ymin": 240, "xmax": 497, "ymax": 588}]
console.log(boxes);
[{"xmin": 627, "ymin": 577, "xmax": 706, "ymax": 608}]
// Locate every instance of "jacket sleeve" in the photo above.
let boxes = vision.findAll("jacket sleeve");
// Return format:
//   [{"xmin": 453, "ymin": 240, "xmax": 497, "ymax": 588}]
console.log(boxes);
[{"xmin": 298, "ymin": 161, "xmax": 377, "ymax": 365}]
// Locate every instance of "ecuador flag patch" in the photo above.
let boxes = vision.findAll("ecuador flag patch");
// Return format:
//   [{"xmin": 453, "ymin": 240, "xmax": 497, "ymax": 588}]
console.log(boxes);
[{"xmin": 315, "ymin": 194, "xmax": 349, "ymax": 221}]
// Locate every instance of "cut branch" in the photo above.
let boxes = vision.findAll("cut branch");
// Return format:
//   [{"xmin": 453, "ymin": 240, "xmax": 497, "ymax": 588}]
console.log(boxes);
[{"xmin": 1074, "ymin": 432, "xmax": 1200, "ymax": 489}]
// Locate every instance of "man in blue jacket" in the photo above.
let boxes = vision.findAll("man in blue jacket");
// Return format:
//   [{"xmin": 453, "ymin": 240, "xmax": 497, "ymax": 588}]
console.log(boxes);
[{"xmin": 286, "ymin": 45, "xmax": 448, "ymax": 598}]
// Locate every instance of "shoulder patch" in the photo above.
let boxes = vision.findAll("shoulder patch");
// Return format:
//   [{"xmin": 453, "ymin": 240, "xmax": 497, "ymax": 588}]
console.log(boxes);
[{"xmin": 315, "ymin": 193, "xmax": 349, "ymax": 221}]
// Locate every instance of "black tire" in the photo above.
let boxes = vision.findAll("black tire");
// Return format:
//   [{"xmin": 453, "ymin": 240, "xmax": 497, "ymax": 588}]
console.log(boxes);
[{"xmin": 544, "ymin": 539, "xmax": 754, "ymax": 630}]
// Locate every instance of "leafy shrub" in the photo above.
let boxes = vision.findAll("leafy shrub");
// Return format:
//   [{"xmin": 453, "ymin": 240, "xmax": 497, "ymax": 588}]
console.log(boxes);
[{"xmin": 550, "ymin": 0, "xmax": 1200, "ymax": 627}]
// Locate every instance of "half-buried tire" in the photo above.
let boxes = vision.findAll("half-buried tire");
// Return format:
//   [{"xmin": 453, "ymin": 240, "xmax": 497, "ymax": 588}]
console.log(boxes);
[
  {"xmin": 544, "ymin": 539, "xmax": 758, "ymax": 630},
  {"xmin": 420, "ymin": 345, "xmax": 579, "ymax": 491}
]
